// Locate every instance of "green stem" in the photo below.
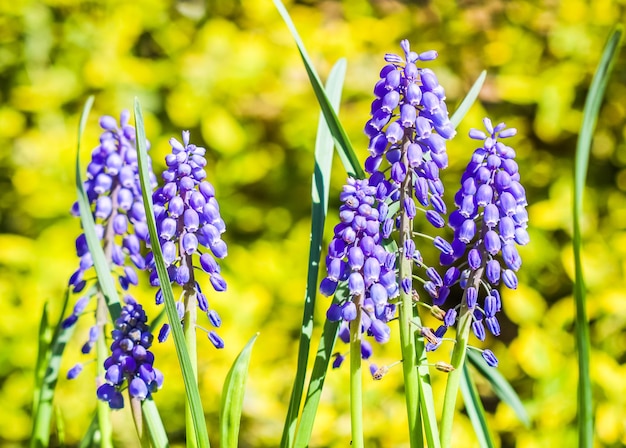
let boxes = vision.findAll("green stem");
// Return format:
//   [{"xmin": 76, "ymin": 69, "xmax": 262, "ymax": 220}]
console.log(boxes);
[
  {"xmin": 130, "ymin": 396, "xmax": 150, "ymax": 448},
  {"xmin": 398, "ymin": 143, "xmax": 421, "ymax": 448},
  {"xmin": 440, "ymin": 266, "xmax": 484, "ymax": 448},
  {"xmin": 349, "ymin": 295, "xmax": 364, "ymax": 448},
  {"xmin": 96, "ymin": 294, "xmax": 113, "ymax": 448},
  {"xmin": 183, "ymin": 254, "xmax": 199, "ymax": 448}
]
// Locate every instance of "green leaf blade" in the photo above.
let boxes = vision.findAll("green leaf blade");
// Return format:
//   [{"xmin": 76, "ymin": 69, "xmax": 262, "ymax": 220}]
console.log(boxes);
[
  {"xmin": 572, "ymin": 25, "xmax": 623, "ymax": 448},
  {"xmin": 281, "ymin": 58, "xmax": 346, "ymax": 448},
  {"xmin": 273, "ymin": 0, "xmax": 363, "ymax": 179},
  {"xmin": 466, "ymin": 350, "xmax": 530, "ymax": 427},
  {"xmin": 30, "ymin": 293, "xmax": 74, "ymax": 448},
  {"xmin": 220, "ymin": 333, "xmax": 259, "ymax": 448},
  {"xmin": 460, "ymin": 362, "xmax": 496, "ymax": 448},
  {"xmin": 450, "ymin": 70, "xmax": 487, "ymax": 129},
  {"xmin": 134, "ymin": 98, "xmax": 209, "ymax": 447}
]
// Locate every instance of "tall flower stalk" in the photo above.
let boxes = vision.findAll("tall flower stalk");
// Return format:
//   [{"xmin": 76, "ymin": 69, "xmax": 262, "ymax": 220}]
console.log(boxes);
[
  {"xmin": 150, "ymin": 131, "xmax": 227, "ymax": 446},
  {"xmin": 64, "ymin": 111, "xmax": 160, "ymax": 441},
  {"xmin": 320, "ymin": 41, "xmax": 529, "ymax": 447},
  {"xmin": 321, "ymin": 40, "xmax": 456, "ymax": 446},
  {"xmin": 439, "ymin": 119, "xmax": 527, "ymax": 446}
]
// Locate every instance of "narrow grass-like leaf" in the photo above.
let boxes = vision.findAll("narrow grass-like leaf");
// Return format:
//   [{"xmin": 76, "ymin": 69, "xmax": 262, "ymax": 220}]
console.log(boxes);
[
  {"xmin": 293, "ymin": 285, "xmax": 346, "ymax": 447},
  {"xmin": 33, "ymin": 303, "xmax": 51, "ymax": 419},
  {"xmin": 461, "ymin": 362, "xmax": 495, "ymax": 448},
  {"xmin": 134, "ymin": 98, "xmax": 210, "ymax": 447},
  {"xmin": 54, "ymin": 406, "xmax": 66, "ymax": 447},
  {"xmin": 273, "ymin": 0, "xmax": 363, "ymax": 179},
  {"xmin": 466, "ymin": 349, "xmax": 529, "ymax": 427},
  {"xmin": 281, "ymin": 58, "xmax": 346, "ymax": 448},
  {"xmin": 572, "ymin": 25, "xmax": 623, "ymax": 448},
  {"xmin": 417, "ymin": 356, "xmax": 439, "ymax": 448},
  {"xmin": 30, "ymin": 293, "xmax": 74, "ymax": 448},
  {"xmin": 78, "ymin": 415, "xmax": 98, "ymax": 448},
  {"xmin": 450, "ymin": 70, "xmax": 486, "ymax": 129},
  {"xmin": 142, "ymin": 399, "xmax": 169, "ymax": 447},
  {"xmin": 220, "ymin": 333, "xmax": 259, "ymax": 448}
]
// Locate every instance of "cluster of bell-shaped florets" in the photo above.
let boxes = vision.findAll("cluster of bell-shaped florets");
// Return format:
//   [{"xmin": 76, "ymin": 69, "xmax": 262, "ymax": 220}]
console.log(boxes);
[
  {"xmin": 96, "ymin": 297, "xmax": 163, "ymax": 409},
  {"xmin": 69, "ymin": 111, "xmax": 157, "ymax": 295},
  {"xmin": 364, "ymin": 39, "xmax": 455, "ymax": 234},
  {"xmin": 64, "ymin": 112, "xmax": 157, "ymax": 365},
  {"xmin": 321, "ymin": 178, "xmax": 397, "ymax": 358},
  {"xmin": 150, "ymin": 131, "xmax": 226, "ymax": 349},
  {"xmin": 436, "ymin": 119, "xmax": 528, "ymax": 365}
]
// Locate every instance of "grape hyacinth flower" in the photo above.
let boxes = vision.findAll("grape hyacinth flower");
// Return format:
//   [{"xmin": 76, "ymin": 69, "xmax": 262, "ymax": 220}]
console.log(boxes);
[
  {"xmin": 97, "ymin": 297, "xmax": 163, "ymax": 409},
  {"xmin": 322, "ymin": 40, "xmax": 457, "ymax": 364},
  {"xmin": 320, "ymin": 178, "xmax": 397, "ymax": 357},
  {"xmin": 64, "ymin": 111, "xmax": 157, "ymax": 376},
  {"xmin": 68, "ymin": 111, "xmax": 156, "ymax": 295},
  {"xmin": 441, "ymin": 119, "xmax": 528, "ymax": 364},
  {"xmin": 364, "ymin": 39, "xmax": 455, "ymax": 234},
  {"xmin": 150, "ymin": 131, "xmax": 227, "ymax": 348}
]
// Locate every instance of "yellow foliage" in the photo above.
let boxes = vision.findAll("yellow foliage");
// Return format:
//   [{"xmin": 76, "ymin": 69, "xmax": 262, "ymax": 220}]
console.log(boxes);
[{"xmin": 1, "ymin": 0, "xmax": 625, "ymax": 446}]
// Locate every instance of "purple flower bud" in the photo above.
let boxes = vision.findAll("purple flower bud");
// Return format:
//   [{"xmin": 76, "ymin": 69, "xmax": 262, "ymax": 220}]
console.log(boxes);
[
  {"xmin": 360, "ymin": 340, "xmax": 373, "ymax": 360},
  {"xmin": 406, "ymin": 83, "xmax": 423, "ymax": 105},
  {"xmin": 486, "ymin": 259, "xmax": 501, "ymax": 284},
  {"xmin": 332, "ymin": 353, "xmax": 345, "ymax": 369},
  {"xmin": 426, "ymin": 267, "xmax": 443, "ymax": 287},
  {"xmin": 182, "ymin": 233, "xmax": 199, "ymax": 255},
  {"xmin": 95, "ymin": 196, "xmax": 112, "ymax": 219},
  {"xmin": 209, "ymin": 273, "xmax": 227, "ymax": 292},
  {"xmin": 472, "ymin": 320, "xmax": 486, "ymax": 341},
  {"xmin": 502, "ymin": 242, "xmax": 522, "ymax": 271},
  {"xmin": 400, "ymin": 104, "xmax": 417, "ymax": 128},
  {"xmin": 486, "ymin": 317, "xmax": 500, "ymax": 336},
  {"xmin": 444, "ymin": 309, "xmax": 457, "ymax": 327},
  {"xmin": 370, "ymin": 319, "xmax": 391, "ymax": 343},
  {"xmin": 386, "ymin": 121, "xmax": 404, "ymax": 144},
  {"xmin": 348, "ymin": 272, "xmax": 365, "ymax": 296},
  {"xmin": 434, "ymin": 236, "xmax": 453, "ymax": 255},
  {"xmin": 209, "ymin": 239, "xmax": 228, "ymax": 259},
  {"xmin": 476, "ymin": 184, "xmax": 493, "ymax": 207},
  {"xmin": 348, "ymin": 246, "xmax": 365, "ymax": 271},
  {"xmin": 515, "ymin": 228, "xmax": 530, "ymax": 246},
  {"xmin": 502, "ymin": 269, "xmax": 518, "ymax": 289},
  {"xmin": 484, "ymin": 230, "xmax": 501, "ymax": 255},
  {"xmin": 370, "ymin": 283, "xmax": 389, "ymax": 306},
  {"xmin": 320, "ymin": 278, "xmax": 338, "ymax": 297},
  {"xmin": 458, "ymin": 219, "xmax": 476, "ymax": 244},
  {"xmin": 176, "ymin": 264, "xmax": 190, "ymax": 285},
  {"xmin": 208, "ymin": 331, "xmax": 225, "ymax": 349},
  {"xmin": 466, "ymin": 286, "xmax": 477, "ymax": 309},
  {"xmin": 499, "ymin": 191, "xmax": 516, "ymax": 216},
  {"xmin": 342, "ymin": 302, "xmax": 357, "ymax": 321},
  {"xmin": 468, "ymin": 248, "xmax": 482, "ymax": 270},
  {"xmin": 481, "ymin": 349, "xmax": 498, "ymax": 367},
  {"xmin": 208, "ymin": 310, "xmax": 222, "ymax": 327},
  {"xmin": 483, "ymin": 203, "xmax": 499, "ymax": 228},
  {"xmin": 443, "ymin": 267, "xmax": 460, "ymax": 287},
  {"xmin": 67, "ymin": 363, "xmax": 83, "ymax": 379},
  {"xmin": 407, "ymin": 143, "xmax": 423, "ymax": 167},
  {"xmin": 162, "ymin": 241, "xmax": 177, "ymax": 266},
  {"xmin": 327, "ymin": 303, "xmax": 342, "ymax": 321},
  {"xmin": 158, "ymin": 324, "xmax": 170, "ymax": 343}
]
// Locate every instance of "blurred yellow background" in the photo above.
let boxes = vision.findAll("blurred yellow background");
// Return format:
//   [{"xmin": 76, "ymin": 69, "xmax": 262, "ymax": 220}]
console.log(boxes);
[{"xmin": 2, "ymin": 0, "xmax": 626, "ymax": 446}]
